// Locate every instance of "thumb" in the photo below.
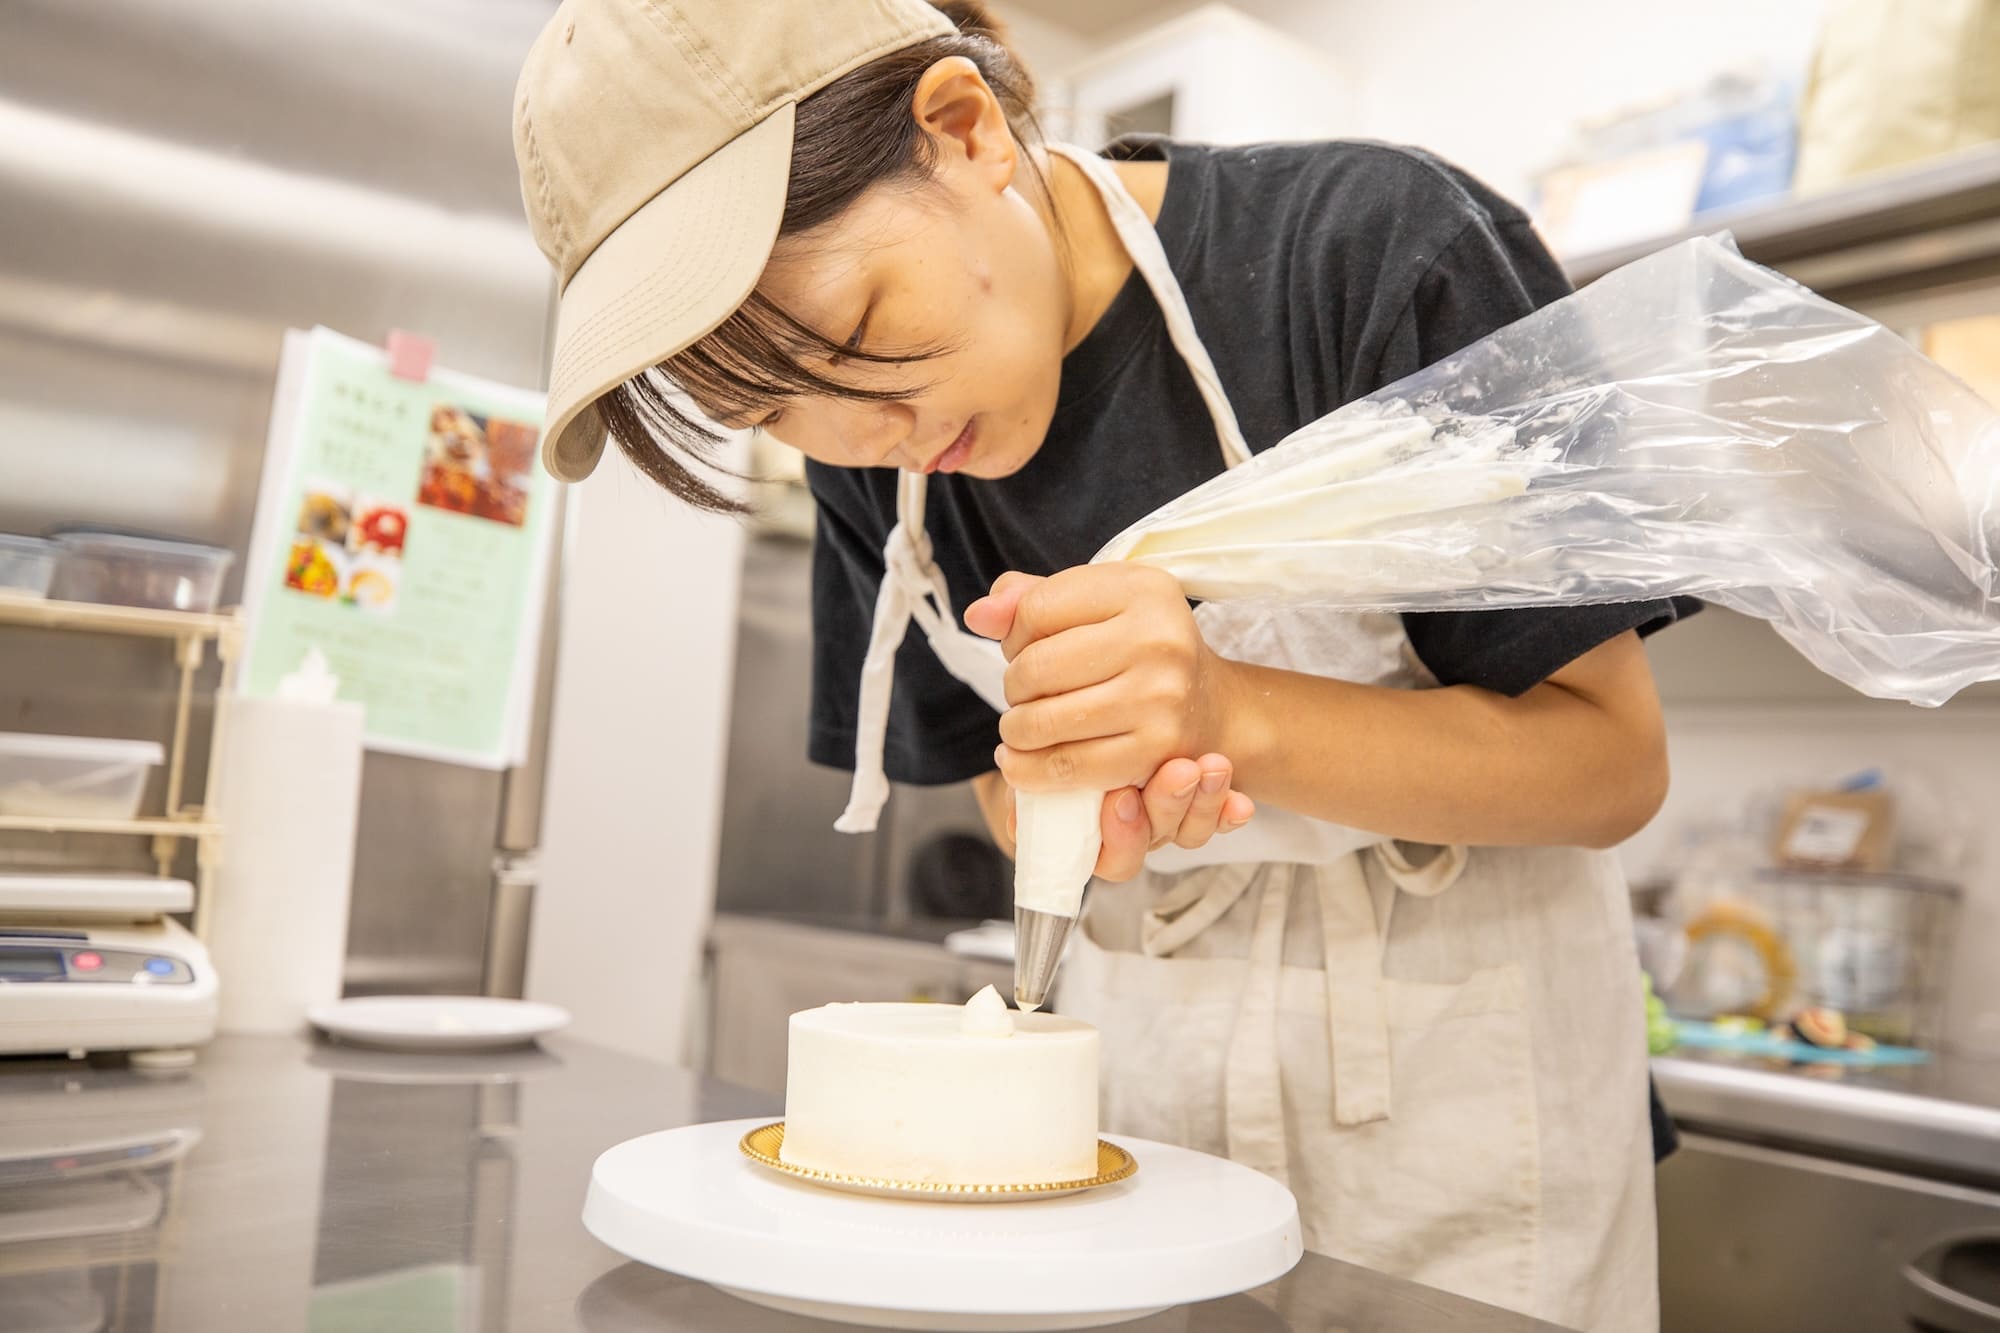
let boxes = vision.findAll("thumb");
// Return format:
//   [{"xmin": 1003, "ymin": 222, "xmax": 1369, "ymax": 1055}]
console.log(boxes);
[{"xmin": 965, "ymin": 571, "xmax": 1042, "ymax": 642}]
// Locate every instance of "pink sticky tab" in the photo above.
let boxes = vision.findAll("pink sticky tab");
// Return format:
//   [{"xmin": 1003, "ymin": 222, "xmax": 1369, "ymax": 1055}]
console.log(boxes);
[{"xmin": 385, "ymin": 329, "xmax": 437, "ymax": 382}]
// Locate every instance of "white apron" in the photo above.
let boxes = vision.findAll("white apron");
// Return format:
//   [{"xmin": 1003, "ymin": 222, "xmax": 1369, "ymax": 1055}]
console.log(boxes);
[{"xmin": 835, "ymin": 144, "xmax": 1659, "ymax": 1333}]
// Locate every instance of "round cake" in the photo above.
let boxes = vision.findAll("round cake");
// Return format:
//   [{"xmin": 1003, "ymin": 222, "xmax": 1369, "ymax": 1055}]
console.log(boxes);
[{"xmin": 779, "ymin": 986, "xmax": 1100, "ymax": 1186}]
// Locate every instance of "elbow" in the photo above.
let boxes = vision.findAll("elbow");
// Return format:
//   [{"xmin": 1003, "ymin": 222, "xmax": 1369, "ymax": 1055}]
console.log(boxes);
[{"xmin": 1580, "ymin": 739, "xmax": 1670, "ymax": 850}]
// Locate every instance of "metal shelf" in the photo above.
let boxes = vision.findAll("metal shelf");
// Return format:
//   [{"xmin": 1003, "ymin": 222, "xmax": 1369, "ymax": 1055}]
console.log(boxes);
[
  {"xmin": 0, "ymin": 813, "xmax": 221, "ymax": 838},
  {"xmin": 0, "ymin": 593, "xmax": 239, "ymax": 641},
  {"xmin": 1, "ymin": 594, "xmax": 242, "ymax": 937},
  {"xmin": 1563, "ymin": 143, "xmax": 2000, "ymax": 300}
]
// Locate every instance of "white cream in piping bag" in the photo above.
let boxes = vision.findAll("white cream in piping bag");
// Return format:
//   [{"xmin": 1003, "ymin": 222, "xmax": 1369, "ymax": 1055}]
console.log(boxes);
[{"xmin": 1012, "ymin": 789, "xmax": 1102, "ymax": 918}]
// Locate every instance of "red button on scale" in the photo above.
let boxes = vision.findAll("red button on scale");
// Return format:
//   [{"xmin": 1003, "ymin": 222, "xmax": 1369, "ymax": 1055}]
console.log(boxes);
[{"xmin": 71, "ymin": 952, "xmax": 103, "ymax": 972}]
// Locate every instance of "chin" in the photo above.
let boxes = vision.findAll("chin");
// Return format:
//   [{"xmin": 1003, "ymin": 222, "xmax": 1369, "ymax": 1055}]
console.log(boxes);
[
  {"xmin": 965, "ymin": 447, "xmax": 1033, "ymax": 480},
  {"xmin": 965, "ymin": 415, "xmax": 1051, "ymax": 480}
]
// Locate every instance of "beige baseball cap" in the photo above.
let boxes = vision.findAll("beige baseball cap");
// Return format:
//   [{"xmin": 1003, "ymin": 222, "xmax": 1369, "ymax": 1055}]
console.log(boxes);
[{"xmin": 514, "ymin": 0, "xmax": 956, "ymax": 483}]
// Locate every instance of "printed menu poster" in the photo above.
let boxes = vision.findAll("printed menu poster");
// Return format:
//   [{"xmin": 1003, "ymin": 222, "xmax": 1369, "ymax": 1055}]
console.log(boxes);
[{"xmin": 240, "ymin": 327, "xmax": 555, "ymax": 769}]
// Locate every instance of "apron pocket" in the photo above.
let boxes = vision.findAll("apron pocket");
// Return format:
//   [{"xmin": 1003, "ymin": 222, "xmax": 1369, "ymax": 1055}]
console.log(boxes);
[
  {"xmin": 1057, "ymin": 920, "xmax": 1240, "ymax": 1157},
  {"xmin": 1283, "ymin": 962, "xmax": 1541, "ymax": 1314}
]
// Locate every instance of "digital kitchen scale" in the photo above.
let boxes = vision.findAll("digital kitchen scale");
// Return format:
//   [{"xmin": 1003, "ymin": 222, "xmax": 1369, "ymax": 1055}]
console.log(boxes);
[{"xmin": 0, "ymin": 875, "xmax": 218, "ymax": 1056}]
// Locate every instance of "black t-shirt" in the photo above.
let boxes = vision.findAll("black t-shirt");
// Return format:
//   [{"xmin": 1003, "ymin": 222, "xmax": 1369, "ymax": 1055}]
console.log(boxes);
[{"xmin": 807, "ymin": 138, "xmax": 1695, "ymax": 784}]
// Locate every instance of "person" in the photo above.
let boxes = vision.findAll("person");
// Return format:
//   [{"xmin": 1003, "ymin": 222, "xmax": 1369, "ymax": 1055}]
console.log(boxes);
[{"xmin": 513, "ymin": 2, "xmax": 1691, "ymax": 1328}]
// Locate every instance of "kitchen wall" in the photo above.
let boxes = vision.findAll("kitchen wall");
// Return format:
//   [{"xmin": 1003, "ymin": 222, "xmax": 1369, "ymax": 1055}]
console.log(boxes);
[
  {"xmin": 1069, "ymin": 0, "xmax": 1828, "ymax": 201},
  {"xmin": 1002, "ymin": 9, "xmax": 1096, "ymax": 80},
  {"xmin": 526, "ymin": 448, "xmax": 744, "ymax": 1065}
]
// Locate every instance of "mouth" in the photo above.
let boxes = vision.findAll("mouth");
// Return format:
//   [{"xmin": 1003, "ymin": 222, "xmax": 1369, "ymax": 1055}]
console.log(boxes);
[{"xmin": 923, "ymin": 421, "xmax": 977, "ymax": 475}]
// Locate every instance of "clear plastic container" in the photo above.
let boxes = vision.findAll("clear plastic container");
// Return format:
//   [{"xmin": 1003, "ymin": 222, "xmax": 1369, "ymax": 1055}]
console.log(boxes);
[
  {"xmin": 0, "ymin": 534, "xmax": 56, "ymax": 598},
  {"xmin": 48, "ymin": 531, "xmax": 235, "ymax": 612},
  {"xmin": 0, "ymin": 733, "xmax": 166, "ymax": 820},
  {"xmin": 0, "ymin": 872, "xmax": 192, "ymax": 918}
]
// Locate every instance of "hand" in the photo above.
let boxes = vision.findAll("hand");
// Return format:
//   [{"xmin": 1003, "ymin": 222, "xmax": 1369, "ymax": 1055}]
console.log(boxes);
[
  {"xmin": 965, "ymin": 566, "xmax": 1243, "ymax": 794},
  {"xmin": 994, "ymin": 755, "xmax": 1256, "ymax": 884}
]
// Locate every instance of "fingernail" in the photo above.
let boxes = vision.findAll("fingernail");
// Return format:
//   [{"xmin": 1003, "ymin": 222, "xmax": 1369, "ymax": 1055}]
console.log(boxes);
[
  {"xmin": 1172, "ymin": 777, "xmax": 1200, "ymax": 799},
  {"xmin": 1115, "ymin": 790, "xmax": 1142, "ymax": 823},
  {"xmin": 994, "ymin": 744, "xmax": 1007, "ymax": 768},
  {"xmin": 1200, "ymin": 770, "xmax": 1228, "ymax": 795}
]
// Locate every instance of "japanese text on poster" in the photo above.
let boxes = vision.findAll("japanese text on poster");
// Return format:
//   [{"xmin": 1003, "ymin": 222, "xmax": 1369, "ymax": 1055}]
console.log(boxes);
[{"xmin": 240, "ymin": 327, "xmax": 555, "ymax": 769}]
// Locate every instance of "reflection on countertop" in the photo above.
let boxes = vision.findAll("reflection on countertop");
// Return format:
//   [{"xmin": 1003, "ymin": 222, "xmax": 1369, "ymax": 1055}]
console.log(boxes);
[
  {"xmin": 0, "ymin": 1034, "xmax": 1580, "ymax": 1333},
  {"xmin": 1654, "ymin": 1045, "xmax": 2000, "ymax": 1181}
]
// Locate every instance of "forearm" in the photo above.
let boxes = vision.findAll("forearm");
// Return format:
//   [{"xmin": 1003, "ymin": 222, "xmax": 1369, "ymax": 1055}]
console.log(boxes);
[{"xmin": 1219, "ymin": 644, "xmax": 1668, "ymax": 850}]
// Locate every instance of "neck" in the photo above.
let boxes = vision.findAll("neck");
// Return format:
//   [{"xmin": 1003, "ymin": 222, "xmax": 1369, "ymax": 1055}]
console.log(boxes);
[{"xmin": 1035, "ymin": 148, "xmax": 1166, "ymax": 354}]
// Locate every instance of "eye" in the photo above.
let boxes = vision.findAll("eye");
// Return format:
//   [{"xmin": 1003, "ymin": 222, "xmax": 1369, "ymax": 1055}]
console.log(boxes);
[{"xmin": 828, "ymin": 311, "xmax": 870, "ymax": 365}]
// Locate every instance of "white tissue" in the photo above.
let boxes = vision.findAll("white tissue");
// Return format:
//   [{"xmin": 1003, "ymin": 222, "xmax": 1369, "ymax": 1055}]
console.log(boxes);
[{"xmin": 275, "ymin": 646, "xmax": 340, "ymax": 705}]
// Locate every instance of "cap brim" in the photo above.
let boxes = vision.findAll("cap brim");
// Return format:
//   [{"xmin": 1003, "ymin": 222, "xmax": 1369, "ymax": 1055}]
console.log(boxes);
[{"xmin": 539, "ymin": 103, "xmax": 794, "ymax": 484}]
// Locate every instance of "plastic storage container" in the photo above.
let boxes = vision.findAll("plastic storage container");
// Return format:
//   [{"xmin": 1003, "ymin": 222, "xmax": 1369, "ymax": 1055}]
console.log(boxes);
[
  {"xmin": 47, "ymin": 531, "xmax": 234, "ymax": 613},
  {"xmin": 0, "ymin": 872, "xmax": 192, "ymax": 918},
  {"xmin": 0, "ymin": 534, "xmax": 56, "ymax": 598},
  {"xmin": 0, "ymin": 733, "xmax": 166, "ymax": 820}
]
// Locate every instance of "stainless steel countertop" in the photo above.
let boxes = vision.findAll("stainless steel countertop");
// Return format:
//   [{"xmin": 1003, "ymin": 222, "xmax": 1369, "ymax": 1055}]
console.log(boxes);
[
  {"xmin": 0, "ymin": 1034, "xmax": 1575, "ymax": 1333},
  {"xmin": 1653, "ymin": 1047, "xmax": 2000, "ymax": 1182}
]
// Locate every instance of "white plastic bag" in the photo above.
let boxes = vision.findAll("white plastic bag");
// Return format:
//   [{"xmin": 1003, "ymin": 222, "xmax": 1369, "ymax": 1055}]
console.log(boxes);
[{"xmin": 1098, "ymin": 236, "xmax": 2000, "ymax": 707}]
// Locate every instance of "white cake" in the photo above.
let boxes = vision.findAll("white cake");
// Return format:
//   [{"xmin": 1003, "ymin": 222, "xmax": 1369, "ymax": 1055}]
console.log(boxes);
[{"xmin": 780, "ymin": 986, "xmax": 1100, "ymax": 1186}]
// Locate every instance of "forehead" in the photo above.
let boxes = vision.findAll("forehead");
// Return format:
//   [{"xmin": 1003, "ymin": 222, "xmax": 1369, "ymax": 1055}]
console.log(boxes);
[{"xmin": 758, "ymin": 181, "xmax": 946, "ymax": 309}]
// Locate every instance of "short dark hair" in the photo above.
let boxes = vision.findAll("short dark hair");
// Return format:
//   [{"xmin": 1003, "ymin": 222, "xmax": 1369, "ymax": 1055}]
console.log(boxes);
[{"xmin": 597, "ymin": 1, "xmax": 1046, "ymax": 512}]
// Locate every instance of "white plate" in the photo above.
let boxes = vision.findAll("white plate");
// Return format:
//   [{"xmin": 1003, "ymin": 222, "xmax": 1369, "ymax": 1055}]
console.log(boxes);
[
  {"xmin": 583, "ymin": 1119, "xmax": 1302, "ymax": 1332},
  {"xmin": 307, "ymin": 996, "xmax": 569, "ymax": 1052}
]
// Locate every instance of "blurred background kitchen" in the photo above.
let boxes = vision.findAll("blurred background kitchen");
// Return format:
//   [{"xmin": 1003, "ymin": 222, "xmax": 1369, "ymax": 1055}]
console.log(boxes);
[{"xmin": 3, "ymin": 2, "xmax": 2000, "ymax": 1330}]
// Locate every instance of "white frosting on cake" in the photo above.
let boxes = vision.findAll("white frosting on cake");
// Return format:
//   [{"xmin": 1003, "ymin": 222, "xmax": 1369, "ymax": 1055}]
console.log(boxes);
[
  {"xmin": 780, "ymin": 990, "xmax": 1099, "ymax": 1186},
  {"xmin": 958, "ymin": 984, "xmax": 1014, "ymax": 1038}
]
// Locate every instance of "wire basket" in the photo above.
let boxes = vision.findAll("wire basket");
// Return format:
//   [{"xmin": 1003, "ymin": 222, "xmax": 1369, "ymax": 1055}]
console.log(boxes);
[{"xmin": 1670, "ymin": 869, "xmax": 1961, "ymax": 1048}]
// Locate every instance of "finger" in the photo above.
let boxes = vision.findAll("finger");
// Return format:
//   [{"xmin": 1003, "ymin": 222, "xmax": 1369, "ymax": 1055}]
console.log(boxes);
[
  {"xmin": 1220, "ymin": 791, "xmax": 1256, "ymax": 831},
  {"xmin": 1094, "ymin": 787, "xmax": 1150, "ymax": 883},
  {"xmin": 1004, "ymin": 620, "xmax": 1133, "ymax": 707},
  {"xmin": 1003, "ymin": 565, "xmax": 1169, "ymax": 661},
  {"xmin": 1141, "ymin": 758, "xmax": 1203, "ymax": 848},
  {"xmin": 997, "ymin": 677, "xmax": 1140, "ymax": 754},
  {"xmin": 964, "ymin": 572, "xmax": 1045, "ymax": 643},
  {"xmin": 1173, "ymin": 756, "xmax": 1234, "ymax": 849},
  {"xmin": 995, "ymin": 736, "xmax": 1148, "ymax": 795}
]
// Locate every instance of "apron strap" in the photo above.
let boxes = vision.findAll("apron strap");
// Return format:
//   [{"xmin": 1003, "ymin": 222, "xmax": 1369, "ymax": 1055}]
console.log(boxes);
[
  {"xmin": 1373, "ymin": 842, "xmax": 1471, "ymax": 898},
  {"xmin": 1318, "ymin": 851, "xmax": 1395, "ymax": 1127},
  {"xmin": 1139, "ymin": 861, "xmax": 1260, "ymax": 957},
  {"xmin": 835, "ymin": 474, "xmax": 1008, "ymax": 833},
  {"xmin": 1225, "ymin": 866, "xmax": 1294, "ymax": 1184},
  {"xmin": 1048, "ymin": 144, "xmax": 1255, "ymax": 470},
  {"xmin": 833, "ymin": 554, "xmax": 915, "ymax": 834}
]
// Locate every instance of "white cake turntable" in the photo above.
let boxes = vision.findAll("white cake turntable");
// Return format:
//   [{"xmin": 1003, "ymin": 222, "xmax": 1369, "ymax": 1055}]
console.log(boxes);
[{"xmin": 582, "ymin": 1119, "xmax": 1302, "ymax": 1332}]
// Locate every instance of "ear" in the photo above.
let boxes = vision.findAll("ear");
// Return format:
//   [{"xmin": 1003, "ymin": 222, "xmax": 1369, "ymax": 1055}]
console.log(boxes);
[{"xmin": 910, "ymin": 56, "xmax": 1017, "ymax": 194}]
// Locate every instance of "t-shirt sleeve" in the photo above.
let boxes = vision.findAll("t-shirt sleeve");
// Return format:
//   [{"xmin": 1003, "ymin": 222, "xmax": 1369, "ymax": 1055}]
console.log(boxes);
[
  {"xmin": 803, "ymin": 462, "xmax": 1003, "ymax": 784},
  {"xmin": 1355, "ymin": 176, "xmax": 1698, "ymax": 695}
]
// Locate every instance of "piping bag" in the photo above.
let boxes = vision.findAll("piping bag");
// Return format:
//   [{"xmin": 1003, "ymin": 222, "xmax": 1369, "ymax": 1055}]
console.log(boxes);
[
  {"xmin": 1005, "ymin": 235, "xmax": 2000, "ymax": 1006},
  {"xmin": 1012, "ymin": 790, "xmax": 1102, "ymax": 1011}
]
